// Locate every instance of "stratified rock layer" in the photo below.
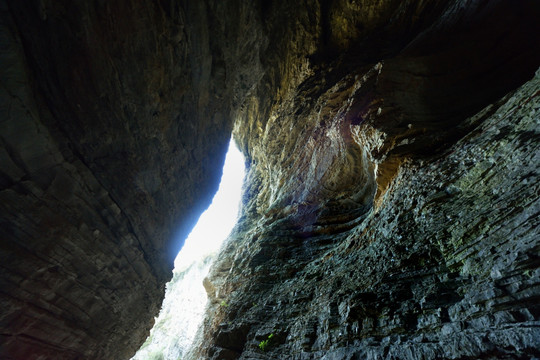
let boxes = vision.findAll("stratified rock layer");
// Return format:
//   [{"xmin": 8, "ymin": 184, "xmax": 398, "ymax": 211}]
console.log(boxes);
[
  {"xmin": 1, "ymin": 0, "xmax": 540, "ymax": 359},
  {"xmin": 1, "ymin": 0, "xmax": 253, "ymax": 358},
  {"xmin": 195, "ymin": 70, "xmax": 540, "ymax": 359},
  {"xmin": 191, "ymin": 1, "xmax": 540, "ymax": 359}
]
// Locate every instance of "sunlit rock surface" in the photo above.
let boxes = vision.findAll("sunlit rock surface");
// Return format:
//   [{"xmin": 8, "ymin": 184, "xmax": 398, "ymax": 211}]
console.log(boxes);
[
  {"xmin": 1, "ymin": 0, "xmax": 539, "ymax": 359},
  {"xmin": 189, "ymin": 0, "xmax": 540, "ymax": 358},
  {"xmin": 132, "ymin": 255, "xmax": 215, "ymax": 360},
  {"xmin": 193, "ymin": 70, "xmax": 540, "ymax": 359}
]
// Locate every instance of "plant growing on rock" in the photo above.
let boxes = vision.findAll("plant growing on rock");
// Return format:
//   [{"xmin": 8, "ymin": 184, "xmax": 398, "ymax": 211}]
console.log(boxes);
[{"xmin": 258, "ymin": 333, "xmax": 274, "ymax": 352}]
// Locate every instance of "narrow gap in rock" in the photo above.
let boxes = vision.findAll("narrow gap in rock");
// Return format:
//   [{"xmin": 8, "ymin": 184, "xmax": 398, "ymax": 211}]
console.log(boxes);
[{"xmin": 131, "ymin": 139, "xmax": 245, "ymax": 360}]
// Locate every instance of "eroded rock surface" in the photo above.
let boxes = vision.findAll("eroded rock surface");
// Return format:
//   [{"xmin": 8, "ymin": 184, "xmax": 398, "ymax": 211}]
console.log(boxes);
[
  {"xmin": 195, "ymin": 70, "xmax": 540, "ymax": 359},
  {"xmin": 0, "ymin": 0, "xmax": 256, "ymax": 358},
  {"xmin": 190, "ymin": 1, "xmax": 540, "ymax": 359},
  {"xmin": 1, "ymin": 0, "xmax": 539, "ymax": 359}
]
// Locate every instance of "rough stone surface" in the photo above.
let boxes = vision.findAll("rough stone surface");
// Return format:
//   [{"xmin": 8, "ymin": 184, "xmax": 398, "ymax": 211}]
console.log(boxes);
[
  {"xmin": 0, "ymin": 0, "xmax": 255, "ymax": 358},
  {"xmin": 194, "ymin": 70, "xmax": 540, "ymax": 359},
  {"xmin": 1, "ymin": 0, "xmax": 540, "ymax": 359},
  {"xmin": 189, "ymin": 1, "xmax": 540, "ymax": 359}
]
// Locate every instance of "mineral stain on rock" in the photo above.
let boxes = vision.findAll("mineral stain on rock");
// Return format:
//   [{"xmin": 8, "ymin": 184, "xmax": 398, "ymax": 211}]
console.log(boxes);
[{"xmin": 1, "ymin": 0, "xmax": 539, "ymax": 359}]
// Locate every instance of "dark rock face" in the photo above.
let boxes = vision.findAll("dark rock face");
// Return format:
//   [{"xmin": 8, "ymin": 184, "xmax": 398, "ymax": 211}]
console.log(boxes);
[
  {"xmin": 0, "ymin": 0, "xmax": 250, "ymax": 358},
  {"xmin": 195, "ymin": 73, "xmax": 540, "ymax": 359},
  {"xmin": 1, "ymin": 0, "xmax": 539, "ymax": 359},
  {"xmin": 190, "ymin": 1, "xmax": 540, "ymax": 359}
]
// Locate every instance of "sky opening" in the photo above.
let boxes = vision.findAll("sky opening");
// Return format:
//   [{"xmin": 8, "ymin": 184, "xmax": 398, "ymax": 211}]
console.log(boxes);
[
  {"xmin": 131, "ymin": 139, "xmax": 245, "ymax": 360},
  {"xmin": 174, "ymin": 139, "xmax": 245, "ymax": 271}
]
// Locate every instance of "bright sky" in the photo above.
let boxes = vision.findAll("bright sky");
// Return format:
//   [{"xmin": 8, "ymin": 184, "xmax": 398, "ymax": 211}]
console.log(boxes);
[{"xmin": 173, "ymin": 140, "xmax": 245, "ymax": 272}]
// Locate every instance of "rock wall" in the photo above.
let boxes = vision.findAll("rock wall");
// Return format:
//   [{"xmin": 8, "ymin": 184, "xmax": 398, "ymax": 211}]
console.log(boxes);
[
  {"xmin": 191, "ymin": 1, "xmax": 540, "ymax": 359},
  {"xmin": 1, "ymin": 0, "xmax": 539, "ymax": 359},
  {"xmin": 195, "ymin": 69, "xmax": 540, "ymax": 360},
  {"xmin": 0, "ymin": 0, "xmax": 257, "ymax": 358}
]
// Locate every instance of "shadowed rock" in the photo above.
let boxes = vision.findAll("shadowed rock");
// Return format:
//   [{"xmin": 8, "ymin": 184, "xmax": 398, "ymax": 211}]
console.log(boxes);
[{"xmin": 0, "ymin": 0, "xmax": 539, "ymax": 359}]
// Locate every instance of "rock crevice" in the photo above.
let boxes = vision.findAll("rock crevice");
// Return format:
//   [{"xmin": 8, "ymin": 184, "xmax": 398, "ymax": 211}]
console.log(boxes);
[
  {"xmin": 190, "ymin": 1, "xmax": 540, "ymax": 359},
  {"xmin": 1, "ymin": 0, "xmax": 539, "ymax": 359}
]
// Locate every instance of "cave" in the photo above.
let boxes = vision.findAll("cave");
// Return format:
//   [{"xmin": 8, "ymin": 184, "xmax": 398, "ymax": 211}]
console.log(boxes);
[{"xmin": 0, "ymin": 1, "xmax": 539, "ymax": 359}]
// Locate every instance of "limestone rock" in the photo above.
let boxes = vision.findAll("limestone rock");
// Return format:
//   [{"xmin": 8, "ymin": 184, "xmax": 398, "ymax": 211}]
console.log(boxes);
[
  {"xmin": 1, "ymin": 0, "xmax": 539, "ymax": 359},
  {"xmin": 190, "ymin": 1, "xmax": 540, "ymax": 358},
  {"xmin": 194, "ymin": 69, "xmax": 540, "ymax": 359},
  {"xmin": 0, "ymin": 0, "xmax": 256, "ymax": 358}
]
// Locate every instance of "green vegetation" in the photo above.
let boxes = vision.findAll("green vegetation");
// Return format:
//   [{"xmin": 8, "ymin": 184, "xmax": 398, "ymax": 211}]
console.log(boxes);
[
  {"xmin": 220, "ymin": 300, "xmax": 229, "ymax": 307},
  {"xmin": 258, "ymin": 333, "xmax": 274, "ymax": 352}
]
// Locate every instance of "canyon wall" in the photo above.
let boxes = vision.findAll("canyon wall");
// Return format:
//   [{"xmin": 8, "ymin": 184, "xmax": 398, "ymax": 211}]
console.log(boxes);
[
  {"xmin": 194, "ymin": 69, "xmax": 540, "ymax": 359},
  {"xmin": 0, "ymin": 0, "xmax": 250, "ymax": 358},
  {"xmin": 191, "ymin": 0, "xmax": 540, "ymax": 359},
  {"xmin": 0, "ymin": 0, "xmax": 539, "ymax": 359}
]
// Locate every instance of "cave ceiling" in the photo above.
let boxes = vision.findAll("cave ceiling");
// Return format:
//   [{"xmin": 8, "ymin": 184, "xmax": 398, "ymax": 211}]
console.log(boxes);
[{"xmin": 0, "ymin": 0, "xmax": 539, "ymax": 359}]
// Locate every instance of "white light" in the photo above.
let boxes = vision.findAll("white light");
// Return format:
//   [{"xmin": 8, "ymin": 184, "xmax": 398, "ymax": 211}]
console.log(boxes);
[
  {"xmin": 131, "ymin": 139, "xmax": 245, "ymax": 360},
  {"xmin": 174, "ymin": 140, "xmax": 245, "ymax": 272}
]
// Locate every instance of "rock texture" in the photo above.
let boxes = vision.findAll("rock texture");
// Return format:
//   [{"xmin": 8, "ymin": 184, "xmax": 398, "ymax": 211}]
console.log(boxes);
[
  {"xmin": 1, "ymin": 0, "xmax": 540, "ymax": 359},
  {"xmin": 190, "ymin": 1, "xmax": 540, "ymax": 359},
  {"xmin": 195, "ymin": 70, "xmax": 540, "ymax": 359},
  {"xmin": 0, "ymin": 0, "xmax": 251, "ymax": 358},
  {"xmin": 132, "ymin": 254, "xmax": 216, "ymax": 360}
]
